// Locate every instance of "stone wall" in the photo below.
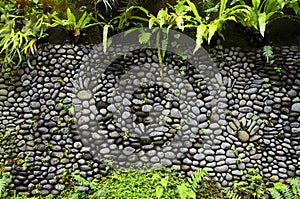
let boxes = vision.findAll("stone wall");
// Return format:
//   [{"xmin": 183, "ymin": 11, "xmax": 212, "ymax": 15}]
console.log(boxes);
[{"xmin": 0, "ymin": 43, "xmax": 299, "ymax": 195}]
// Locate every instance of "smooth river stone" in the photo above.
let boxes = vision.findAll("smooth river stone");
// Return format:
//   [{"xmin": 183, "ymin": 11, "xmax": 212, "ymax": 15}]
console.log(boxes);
[{"xmin": 77, "ymin": 90, "xmax": 92, "ymax": 100}]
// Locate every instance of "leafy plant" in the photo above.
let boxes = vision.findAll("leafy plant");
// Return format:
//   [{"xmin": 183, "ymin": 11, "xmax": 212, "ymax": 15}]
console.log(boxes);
[
  {"xmin": 52, "ymin": 8, "xmax": 98, "ymax": 40},
  {"xmin": 263, "ymin": 45, "xmax": 274, "ymax": 63},
  {"xmin": 230, "ymin": 0, "xmax": 300, "ymax": 37},
  {"xmin": 0, "ymin": 171, "xmax": 11, "ymax": 198},
  {"xmin": 0, "ymin": 2, "xmax": 55, "ymax": 70},
  {"xmin": 93, "ymin": 168, "xmax": 185, "ymax": 198},
  {"xmin": 177, "ymin": 168, "xmax": 211, "ymax": 199},
  {"xmin": 129, "ymin": 0, "xmax": 247, "ymax": 52},
  {"xmin": 268, "ymin": 178, "xmax": 300, "ymax": 199},
  {"xmin": 99, "ymin": 5, "xmax": 149, "ymax": 52},
  {"xmin": 224, "ymin": 169, "xmax": 267, "ymax": 199},
  {"xmin": 188, "ymin": 168, "xmax": 210, "ymax": 192}
]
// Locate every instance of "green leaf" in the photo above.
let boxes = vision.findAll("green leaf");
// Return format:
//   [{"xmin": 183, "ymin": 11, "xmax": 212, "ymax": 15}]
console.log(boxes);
[
  {"xmin": 186, "ymin": 0, "xmax": 202, "ymax": 23},
  {"xmin": 67, "ymin": 8, "xmax": 76, "ymax": 28},
  {"xmin": 157, "ymin": 8, "xmax": 169, "ymax": 27},
  {"xmin": 68, "ymin": 106, "xmax": 75, "ymax": 115},
  {"xmin": 103, "ymin": 24, "xmax": 112, "ymax": 53},
  {"xmin": 76, "ymin": 12, "xmax": 88, "ymax": 28},
  {"xmin": 0, "ymin": 173, "xmax": 11, "ymax": 198},
  {"xmin": 252, "ymin": 0, "xmax": 260, "ymax": 12},
  {"xmin": 263, "ymin": 45, "xmax": 273, "ymax": 63},
  {"xmin": 138, "ymin": 31, "xmax": 152, "ymax": 44},
  {"xmin": 173, "ymin": 13, "xmax": 185, "ymax": 31},
  {"xmin": 204, "ymin": 3, "xmax": 220, "ymax": 13},
  {"xmin": 258, "ymin": 12, "xmax": 266, "ymax": 37},
  {"xmin": 155, "ymin": 185, "xmax": 164, "ymax": 199},
  {"xmin": 160, "ymin": 177, "xmax": 168, "ymax": 188},
  {"xmin": 207, "ymin": 22, "xmax": 218, "ymax": 44},
  {"xmin": 149, "ymin": 17, "xmax": 157, "ymax": 29},
  {"xmin": 219, "ymin": 0, "xmax": 228, "ymax": 17},
  {"xmin": 126, "ymin": 6, "xmax": 149, "ymax": 16},
  {"xmin": 194, "ymin": 24, "xmax": 207, "ymax": 53},
  {"xmin": 177, "ymin": 183, "xmax": 196, "ymax": 199}
]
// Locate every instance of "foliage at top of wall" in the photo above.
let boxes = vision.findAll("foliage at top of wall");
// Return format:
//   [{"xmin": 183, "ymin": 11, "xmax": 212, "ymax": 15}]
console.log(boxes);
[
  {"xmin": 97, "ymin": 0, "xmax": 300, "ymax": 55},
  {"xmin": 0, "ymin": 0, "xmax": 115, "ymax": 71},
  {"xmin": 0, "ymin": 0, "xmax": 300, "ymax": 71},
  {"xmin": 0, "ymin": 0, "xmax": 56, "ymax": 70}
]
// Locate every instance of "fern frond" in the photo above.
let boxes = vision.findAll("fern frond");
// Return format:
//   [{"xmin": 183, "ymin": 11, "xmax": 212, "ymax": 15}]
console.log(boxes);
[
  {"xmin": 289, "ymin": 178, "xmax": 300, "ymax": 197},
  {"xmin": 188, "ymin": 168, "xmax": 209, "ymax": 191},
  {"xmin": 272, "ymin": 182, "xmax": 292, "ymax": 199},
  {"xmin": 0, "ymin": 173, "xmax": 11, "ymax": 198},
  {"xmin": 268, "ymin": 188, "xmax": 282, "ymax": 199},
  {"xmin": 226, "ymin": 190, "xmax": 242, "ymax": 199},
  {"xmin": 263, "ymin": 45, "xmax": 274, "ymax": 63},
  {"xmin": 71, "ymin": 170, "xmax": 95, "ymax": 189},
  {"xmin": 255, "ymin": 183, "xmax": 266, "ymax": 198},
  {"xmin": 279, "ymin": 184, "xmax": 292, "ymax": 199}
]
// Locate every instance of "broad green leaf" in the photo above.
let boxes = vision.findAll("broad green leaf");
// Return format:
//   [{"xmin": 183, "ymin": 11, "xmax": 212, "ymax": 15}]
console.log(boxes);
[
  {"xmin": 124, "ymin": 27, "xmax": 139, "ymax": 36},
  {"xmin": 76, "ymin": 12, "xmax": 88, "ymax": 28},
  {"xmin": 230, "ymin": 0, "xmax": 243, "ymax": 6},
  {"xmin": 149, "ymin": 17, "xmax": 156, "ymax": 29},
  {"xmin": 107, "ymin": 38, "xmax": 112, "ymax": 51},
  {"xmin": 67, "ymin": 8, "xmax": 76, "ymax": 26},
  {"xmin": 207, "ymin": 22, "xmax": 218, "ymax": 44},
  {"xmin": 174, "ymin": 0, "xmax": 187, "ymax": 13},
  {"xmin": 287, "ymin": 1, "xmax": 300, "ymax": 16},
  {"xmin": 177, "ymin": 183, "xmax": 191, "ymax": 199},
  {"xmin": 186, "ymin": 0, "xmax": 202, "ymax": 23},
  {"xmin": 187, "ymin": 190, "xmax": 196, "ymax": 199},
  {"xmin": 103, "ymin": 24, "xmax": 112, "ymax": 53},
  {"xmin": 204, "ymin": 3, "xmax": 220, "ymax": 13},
  {"xmin": 252, "ymin": 0, "xmax": 260, "ymax": 12},
  {"xmin": 151, "ymin": 173, "xmax": 161, "ymax": 182},
  {"xmin": 258, "ymin": 12, "xmax": 266, "ymax": 37},
  {"xmin": 219, "ymin": 0, "xmax": 228, "ymax": 17},
  {"xmin": 126, "ymin": 6, "xmax": 149, "ymax": 16},
  {"xmin": 194, "ymin": 24, "xmax": 207, "ymax": 53}
]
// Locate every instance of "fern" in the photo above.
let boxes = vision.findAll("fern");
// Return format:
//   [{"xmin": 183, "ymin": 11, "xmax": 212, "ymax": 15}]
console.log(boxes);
[
  {"xmin": 263, "ymin": 45, "xmax": 274, "ymax": 63},
  {"xmin": 289, "ymin": 178, "xmax": 300, "ymax": 197},
  {"xmin": 0, "ymin": 173, "xmax": 11, "ymax": 198},
  {"xmin": 226, "ymin": 190, "xmax": 242, "ymax": 199},
  {"xmin": 177, "ymin": 183, "xmax": 196, "ymax": 199},
  {"xmin": 275, "ymin": 183, "xmax": 292, "ymax": 199},
  {"xmin": 138, "ymin": 30, "xmax": 152, "ymax": 44},
  {"xmin": 188, "ymin": 168, "xmax": 209, "ymax": 192},
  {"xmin": 268, "ymin": 188, "xmax": 283, "ymax": 199},
  {"xmin": 71, "ymin": 170, "xmax": 97, "ymax": 190},
  {"xmin": 268, "ymin": 179, "xmax": 300, "ymax": 199}
]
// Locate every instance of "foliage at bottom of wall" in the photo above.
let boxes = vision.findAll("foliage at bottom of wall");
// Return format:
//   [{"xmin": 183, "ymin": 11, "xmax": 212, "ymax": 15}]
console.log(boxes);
[{"xmin": 0, "ymin": 167, "xmax": 299, "ymax": 199}]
